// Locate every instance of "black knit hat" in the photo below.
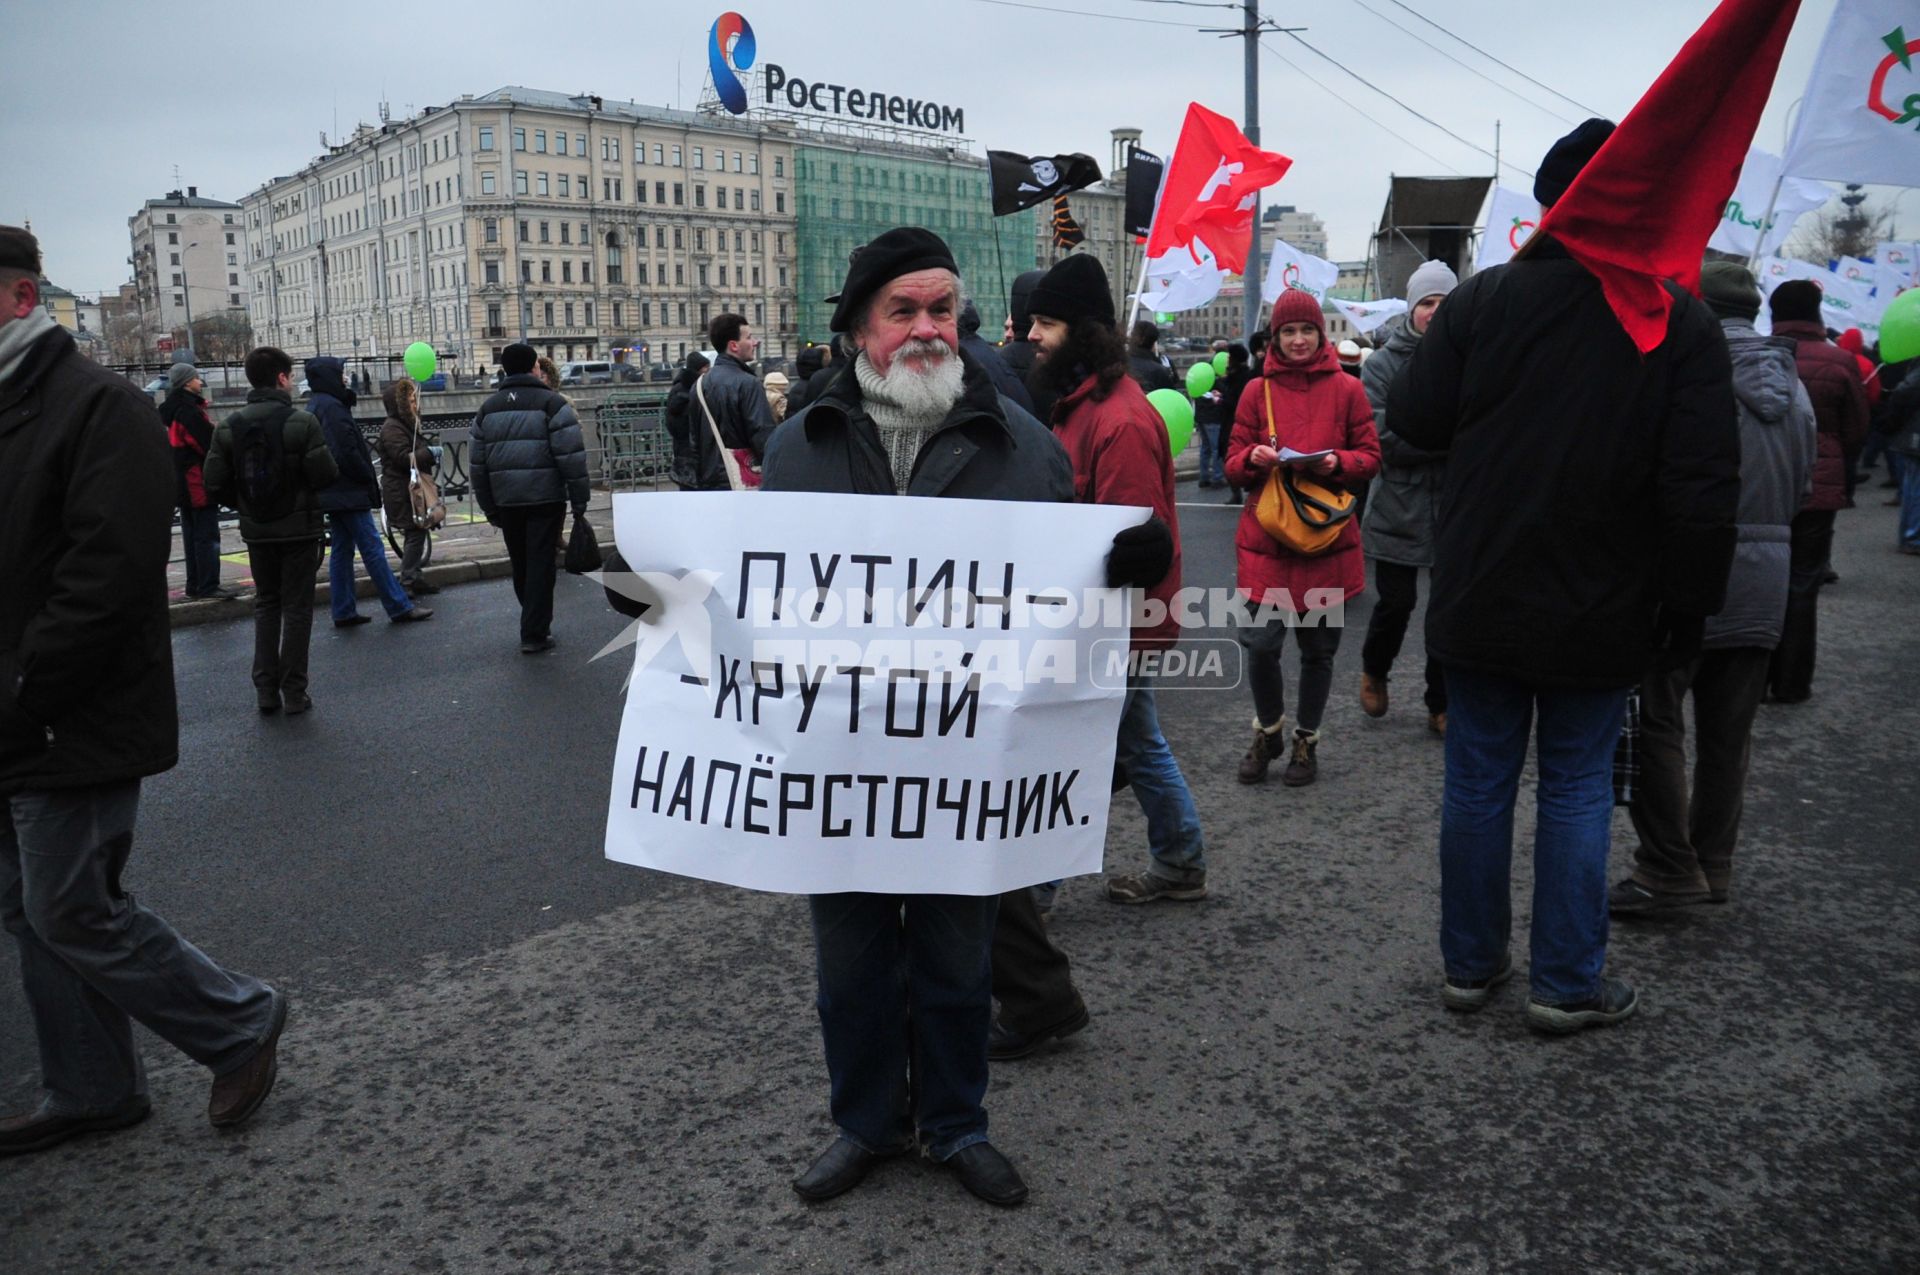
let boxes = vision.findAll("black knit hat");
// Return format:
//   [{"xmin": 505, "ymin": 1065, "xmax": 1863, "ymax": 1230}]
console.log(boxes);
[
  {"xmin": 829, "ymin": 227, "xmax": 959, "ymax": 333},
  {"xmin": 1534, "ymin": 117, "xmax": 1616, "ymax": 207},
  {"xmin": 0, "ymin": 224, "xmax": 40, "ymax": 274},
  {"xmin": 1699, "ymin": 261, "xmax": 1761, "ymax": 321},
  {"xmin": 1026, "ymin": 253, "xmax": 1115, "ymax": 328},
  {"xmin": 1769, "ymin": 279, "xmax": 1823, "ymax": 325},
  {"xmin": 501, "ymin": 342, "xmax": 537, "ymax": 374}
]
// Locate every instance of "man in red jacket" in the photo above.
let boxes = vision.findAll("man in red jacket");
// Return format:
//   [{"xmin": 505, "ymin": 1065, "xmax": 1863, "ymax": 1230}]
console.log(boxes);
[{"xmin": 1024, "ymin": 254, "xmax": 1206, "ymax": 906}]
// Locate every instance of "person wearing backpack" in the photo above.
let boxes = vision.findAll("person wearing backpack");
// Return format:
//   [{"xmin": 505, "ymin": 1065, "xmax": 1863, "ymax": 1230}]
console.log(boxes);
[{"xmin": 203, "ymin": 347, "xmax": 340, "ymax": 714}]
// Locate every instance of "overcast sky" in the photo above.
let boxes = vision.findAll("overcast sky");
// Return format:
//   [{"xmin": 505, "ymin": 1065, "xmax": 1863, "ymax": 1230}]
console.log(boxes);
[{"xmin": 7, "ymin": 0, "xmax": 1874, "ymax": 299}]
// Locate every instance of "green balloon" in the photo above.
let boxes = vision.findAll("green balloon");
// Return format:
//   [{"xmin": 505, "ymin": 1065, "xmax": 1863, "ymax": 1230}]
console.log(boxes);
[
  {"xmin": 1147, "ymin": 387, "xmax": 1195, "ymax": 458},
  {"xmin": 1212, "ymin": 350, "xmax": 1229, "ymax": 376},
  {"xmin": 1880, "ymin": 287, "xmax": 1920, "ymax": 363},
  {"xmin": 1185, "ymin": 360, "xmax": 1217, "ymax": 397},
  {"xmin": 404, "ymin": 341, "xmax": 438, "ymax": 381}
]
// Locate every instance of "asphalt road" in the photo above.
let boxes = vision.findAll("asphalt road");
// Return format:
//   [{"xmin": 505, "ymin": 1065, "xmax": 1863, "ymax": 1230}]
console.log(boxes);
[{"xmin": 4, "ymin": 483, "xmax": 1917, "ymax": 1274}]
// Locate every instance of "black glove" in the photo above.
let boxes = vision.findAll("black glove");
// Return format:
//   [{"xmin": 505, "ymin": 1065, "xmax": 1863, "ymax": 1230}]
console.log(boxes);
[
  {"xmin": 1650, "ymin": 609, "xmax": 1705, "ymax": 668},
  {"xmin": 1106, "ymin": 517, "xmax": 1175, "ymax": 590}
]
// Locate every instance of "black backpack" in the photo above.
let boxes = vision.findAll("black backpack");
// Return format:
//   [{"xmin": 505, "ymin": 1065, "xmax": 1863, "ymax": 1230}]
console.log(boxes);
[{"xmin": 232, "ymin": 403, "xmax": 297, "ymax": 521}]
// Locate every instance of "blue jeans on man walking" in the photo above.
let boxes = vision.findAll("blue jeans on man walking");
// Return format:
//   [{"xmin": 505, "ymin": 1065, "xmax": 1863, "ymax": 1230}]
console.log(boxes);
[
  {"xmin": 1117, "ymin": 676, "xmax": 1207, "ymax": 885},
  {"xmin": 1197, "ymin": 421, "xmax": 1226, "ymax": 486},
  {"xmin": 1897, "ymin": 451, "xmax": 1920, "ymax": 550},
  {"xmin": 328, "ymin": 511, "xmax": 414, "ymax": 620},
  {"xmin": 1438, "ymin": 667, "xmax": 1627, "ymax": 1005}
]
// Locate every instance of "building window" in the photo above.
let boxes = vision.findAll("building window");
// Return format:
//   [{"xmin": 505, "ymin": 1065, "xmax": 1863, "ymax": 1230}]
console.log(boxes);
[
  {"xmin": 673, "ymin": 228, "xmax": 684, "ymax": 249},
  {"xmin": 485, "ymin": 218, "xmax": 498, "ymax": 243},
  {"xmin": 637, "ymin": 181, "xmax": 648, "ymax": 204},
  {"xmin": 637, "ymin": 263, "xmax": 649, "ymax": 285},
  {"xmin": 641, "ymin": 302, "xmax": 651, "ymax": 325},
  {"xmin": 732, "ymin": 151, "xmax": 743, "ymax": 173},
  {"xmin": 564, "ymin": 302, "xmax": 574, "ymax": 326},
  {"xmin": 171, "ymin": 272, "xmax": 182, "ymax": 285},
  {"xmin": 750, "ymin": 190, "xmax": 761, "ymax": 211},
  {"xmin": 752, "ymin": 266, "xmax": 761, "ymax": 286},
  {"xmin": 695, "ymin": 229, "xmax": 707, "ymax": 252},
  {"xmin": 754, "ymin": 302, "xmax": 764, "ymax": 325},
  {"xmin": 227, "ymin": 252, "xmax": 237, "ymax": 265},
  {"xmin": 576, "ymin": 134, "xmax": 586, "ymax": 155},
  {"xmin": 678, "ymin": 302, "xmax": 687, "ymax": 325},
  {"xmin": 773, "ymin": 156, "xmax": 784, "ymax": 178},
  {"xmin": 778, "ymin": 265, "xmax": 788, "ymax": 286},
  {"xmin": 535, "ymin": 130, "xmax": 547, "ymax": 153},
  {"xmin": 556, "ymin": 132, "xmax": 568, "ymax": 157},
  {"xmin": 544, "ymin": 301, "xmax": 554, "ymax": 326},
  {"xmin": 174, "ymin": 293, "xmax": 184, "ymax": 306},
  {"xmin": 225, "ymin": 231, "xmax": 235, "ymax": 245},
  {"xmin": 633, "ymin": 140, "xmax": 645, "ymax": 164},
  {"xmin": 520, "ymin": 260, "xmax": 531, "ymax": 282},
  {"xmin": 481, "ymin": 171, "xmax": 496, "ymax": 195},
  {"xmin": 694, "ymin": 147, "xmax": 704, "ymax": 170},
  {"xmin": 562, "ymin": 261, "xmax": 572, "ymax": 283},
  {"xmin": 537, "ymin": 173, "xmax": 550, "ymax": 197},
  {"xmin": 169, "ymin": 252, "xmax": 180, "ymax": 265},
  {"xmin": 653, "ymin": 144, "xmax": 664, "ymax": 164},
  {"xmin": 583, "ymin": 261, "xmax": 593, "ymax": 283},
  {"xmin": 514, "ymin": 171, "xmax": 528, "ymax": 195},
  {"xmin": 485, "ymin": 261, "xmax": 500, "ymax": 284},
  {"xmin": 541, "ymin": 261, "xmax": 552, "ymax": 282},
  {"xmin": 672, "ymin": 145, "xmax": 682, "ymax": 166},
  {"xmin": 487, "ymin": 303, "xmax": 502, "ymax": 334},
  {"xmin": 675, "ymin": 264, "xmax": 685, "ymax": 286},
  {"xmin": 775, "ymin": 193, "xmax": 786, "ymax": 214},
  {"xmin": 699, "ymin": 302, "xmax": 710, "ymax": 325},
  {"xmin": 716, "ymin": 185, "xmax": 726, "ymax": 208},
  {"xmin": 514, "ymin": 127, "xmax": 526, "ymax": 151},
  {"xmin": 673, "ymin": 184, "xmax": 685, "ymax": 206},
  {"xmin": 228, "ymin": 273, "xmax": 238, "ymax": 285},
  {"xmin": 539, "ymin": 220, "xmax": 550, "ymax": 243},
  {"xmin": 479, "ymin": 126, "xmax": 494, "ymax": 151},
  {"xmin": 559, "ymin": 174, "xmax": 571, "ymax": 198},
  {"xmin": 518, "ymin": 219, "xmax": 529, "ymax": 242},
  {"xmin": 655, "ymin": 182, "xmax": 667, "ymax": 204}
]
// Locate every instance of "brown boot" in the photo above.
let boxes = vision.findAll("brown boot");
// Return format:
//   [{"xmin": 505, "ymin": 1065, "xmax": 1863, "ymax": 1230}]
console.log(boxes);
[
  {"xmin": 1360, "ymin": 673, "xmax": 1388, "ymax": 718},
  {"xmin": 1429, "ymin": 712, "xmax": 1447, "ymax": 737},
  {"xmin": 1281, "ymin": 729, "xmax": 1320, "ymax": 786},
  {"xmin": 1237, "ymin": 718, "xmax": 1285, "ymax": 784}
]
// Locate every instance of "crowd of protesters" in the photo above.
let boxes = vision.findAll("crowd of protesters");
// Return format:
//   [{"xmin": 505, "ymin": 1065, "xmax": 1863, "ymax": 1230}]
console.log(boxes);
[{"xmin": 2, "ymin": 95, "xmax": 1915, "ymax": 1214}]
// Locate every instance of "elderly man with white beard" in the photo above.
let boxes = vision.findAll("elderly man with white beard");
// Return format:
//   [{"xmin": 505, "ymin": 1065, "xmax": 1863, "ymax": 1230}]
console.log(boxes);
[{"xmin": 755, "ymin": 228, "xmax": 1163, "ymax": 1208}]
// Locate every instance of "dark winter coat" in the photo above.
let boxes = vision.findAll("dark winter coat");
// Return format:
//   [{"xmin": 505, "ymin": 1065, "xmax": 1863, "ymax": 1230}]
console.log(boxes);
[
  {"xmin": 1225, "ymin": 341, "xmax": 1382, "ymax": 611},
  {"xmin": 664, "ymin": 371, "xmax": 701, "ymax": 490},
  {"xmin": 203, "ymin": 388, "xmax": 339, "ymax": 544},
  {"xmin": 470, "ymin": 374, "xmax": 590, "ymax": 513},
  {"xmin": 0, "ymin": 325, "xmax": 178, "ymax": 794},
  {"xmin": 1049, "ymin": 372, "xmax": 1182, "ymax": 649},
  {"xmin": 161, "ymin": 385, "xmax": 215, "ymax": 510},
  {"xmin": 1126, "ymin": 350, "xmax": 1177, "ymax": 394},
  {"xmin": 376, "ymin": 415, "xmax": 435, "ymax": 530},
  {"xmin": 762, "ymin": 346, "xmax": 1073, "ymax": 504},
  {"xmin": 690, "ymin": 352, "xmax": 777, "ymax": 490},
  {"xmin": 1388, "ymin": 238, "xmax": 1740, "ymax": 690},
  {"xmin": 1770, "ymin": 320, "xmax": 1868, "ymax": 512},
  {"xmin": 307, "ymin": 359, "xmax": 378, "ymax": 513},
  {"xmin": 1884, "ymin": 361, "xmax": 1920, "ymax": 459},
  {"xmin": 1359, "ymin": 314, "xmax": 1447, "ymax": 567},
  {"xmin": 959, "ymin": 302, "xmax": 1035, "ymax": 415},
  {"xmin": 1706, "ymin": 319, "xmax": 1816, "ymax": 652}
]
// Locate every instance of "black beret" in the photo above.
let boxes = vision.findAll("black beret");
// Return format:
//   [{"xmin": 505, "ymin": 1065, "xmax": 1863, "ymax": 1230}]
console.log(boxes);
[{"xmin": 829, "ymin": 227, "xmax": 958, "ymax": 334}]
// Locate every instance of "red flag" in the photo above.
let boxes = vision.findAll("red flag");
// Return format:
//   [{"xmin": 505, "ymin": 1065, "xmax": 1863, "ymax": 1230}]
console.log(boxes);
[
  {"xmin": 1536, "ymin": 0, "xmax": 1804, "ymax": 354},
  {"xmin": 1143, "ymin": 103, "xmax": 1293, "ymax": 275}
]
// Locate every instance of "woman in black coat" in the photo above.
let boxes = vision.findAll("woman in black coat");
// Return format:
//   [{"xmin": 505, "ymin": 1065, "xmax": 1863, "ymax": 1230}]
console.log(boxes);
[{"xmin": 375, "ymin": 379, "xmax": 439, "ymax": 593}]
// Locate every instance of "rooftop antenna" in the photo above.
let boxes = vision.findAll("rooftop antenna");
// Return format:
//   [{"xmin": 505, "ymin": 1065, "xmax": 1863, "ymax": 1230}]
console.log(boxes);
[{"xmin": 171, "ymin": 163, "xmax": 182, "ymax": 187}]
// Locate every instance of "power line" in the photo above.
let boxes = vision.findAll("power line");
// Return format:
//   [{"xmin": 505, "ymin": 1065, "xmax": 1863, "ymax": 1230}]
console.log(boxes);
[
  {"xmin": 964, "ymin": 0, "xmax": 1212, "ymax": 27},
  {"xmin": 1383, "ymin": 0, "xmax": 1603, "ymax": 118},
  {"xmin": 1348, "ymin": 0, "xmax": 1576, "ymax": 126},
  {"xmin": 1280, "ymin": 31, "xmax": 1533, "ymax": 177},
  {"xmin": 1117, "ymin": 0, "xmax": 1241, "ymax": 8},
  {"xmin": 1258, "ymin": 40, "xmax": 1462, "ymax": 175}
]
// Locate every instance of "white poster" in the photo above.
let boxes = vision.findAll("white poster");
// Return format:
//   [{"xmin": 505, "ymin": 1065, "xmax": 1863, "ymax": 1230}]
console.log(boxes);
[
  {"xmin": 1780, "ymin": 2, "xmax": 1920, "ymax": 188},
  {"xmin": 1260, "ymin": 238, "xmax": 1339, "ymax": 304},
  {"xmin": 1474, "ymin": 186, "xmax": 1541, "ymax": 271},
  {"xmin": 1704, "ymin": 148, "xmax": 1831, "ymax": 259},
  {"xmin": 1328, "ymin": 297, "xmax": 1408, "ymax": 335},
  {"xmin": 602, "ymin": 492, "xmax": 1145, "ymax": 896},
  {"xmin": 1874, "ymin": 241, "xmax": 1918, "ymax": 299},
  {"xmin": 1756, "ymin": 256, "xmax": 1883, "ymax": 335},
  {"xmin": 1835, "ymin": 255, "xmax": 1876, "ymax": 288}
]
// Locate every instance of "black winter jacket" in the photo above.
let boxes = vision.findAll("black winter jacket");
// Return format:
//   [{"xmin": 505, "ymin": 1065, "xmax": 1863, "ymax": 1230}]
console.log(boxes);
[
  {"xmin": 663, "ymin": 372, "xmax": 701, "ymax": 490},
  {"xmin": 307, "ymin": 359, "xmax": 378, "ymax": 513},
  {"xmin": 958, "ymin": 302, "xmax": 1035, "ymax": 415},
  {"xmin": 762, "ymin": 347, "xmax": 1074, "ymax": 503},
  {"xmin": 1127, "ymin": 350, "xmax": 1177, "ymax": 394},
  {"xmin": 204, "ymin": 389, "xmax": 339, "ymax": 543},
  {"xmin": 471, "ymin": 374, "xmax": 590, "ymax": 512},
  {"xmin": 0, "ymin": 327, "xmax": 178, "ymax": 793},
  {"xmin": 1388, "ymin": 239, "xmax": 1740, "ymax": 689},
  {"xmin": 690, "ymin": 352, "xmax": 777, "ymax": 490}
]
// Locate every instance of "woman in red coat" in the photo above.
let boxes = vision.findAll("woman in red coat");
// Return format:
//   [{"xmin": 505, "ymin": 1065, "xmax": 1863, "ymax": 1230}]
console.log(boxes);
[{"xmin": 1224, "ymin": 288, "xmax": 1382, "ymax": 785}]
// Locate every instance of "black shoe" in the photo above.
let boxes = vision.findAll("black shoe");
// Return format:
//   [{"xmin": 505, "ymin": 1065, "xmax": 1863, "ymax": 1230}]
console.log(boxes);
[
  {"xmin": 520, "ymin": 635, "xmax": 557, "ymax": 654},
  {"xmin": 942, "ymin": 1142, "xmax": 1028, "ymax": 1207},
  {"xmin": 1527, "ymin": 977, "xmax": 1638, "ymax": 1035},
  {"xmin": 1820, "ymin": 568, "xmax": 1839, "ymax": 585},
  {"xmin": 792, "ymin": 1136, "xmax": 897, "ymax": 1202},
  {"xmin": 1441, "ymin": 954, "xmax": 1513, "ymax": 1012},
  {"xmin": 283, "ymin": 693, "xmax": 313, "ymax": 715},
  {"xmin": 1608, "ymin": 877, "xmax": 1710, "ymax": 915},
  {"xmin": 0, "ymin": 1095, "xmax": 151, "ymax": 1157},
  {"xmin": 333, "ymin": 614, "xmax": 372, "ymax": 628},
  {"xmin": 989, "ymin": 1005, "xmax": 1090, "ymax": 1060},
  {"xmin": 256, "ymin": 692, "xmax": 281, "ymax": 714},
  {"xmin": 391, "ymin": 606, "xmax": 435, "ymax": 623},
  {"xmin": 406, "ymin": 579, "xmax": 442, "ymax": 595}
]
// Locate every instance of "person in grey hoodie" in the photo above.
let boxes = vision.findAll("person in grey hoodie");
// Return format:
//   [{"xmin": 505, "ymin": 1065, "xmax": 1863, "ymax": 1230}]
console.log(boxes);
[
  {"xmin": 1358, "ymin": 259, "xmax": 1457, "ymax": 734},
  {"xmin": 1611, "ymin": 262, "xmax": 1814, "ymax": 914}
]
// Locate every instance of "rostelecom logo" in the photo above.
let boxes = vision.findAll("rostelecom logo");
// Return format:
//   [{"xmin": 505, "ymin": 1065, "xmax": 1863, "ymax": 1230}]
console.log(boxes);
[{"xmin": 710, "ymin": 12, "xmax": 756, "ymax": 116}]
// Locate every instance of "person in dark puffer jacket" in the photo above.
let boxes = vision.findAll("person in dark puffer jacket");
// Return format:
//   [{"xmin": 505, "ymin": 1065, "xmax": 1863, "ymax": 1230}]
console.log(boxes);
[
  {"xmin": 308, "ymin": 357, "xmax": 430, "ymax": 628},
  {"xmin": 471, "ymin": 342, "xmax": 589, "ymax": 653},
  {"xmin": 1763, "ymin": 280, "xmax": 1867, "ymax": 702}
]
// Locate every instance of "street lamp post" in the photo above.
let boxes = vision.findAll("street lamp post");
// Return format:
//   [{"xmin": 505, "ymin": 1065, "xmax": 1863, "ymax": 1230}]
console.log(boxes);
[{"xmin": 182, "ymin": 241, "xmax": 198, "ymax": 358}]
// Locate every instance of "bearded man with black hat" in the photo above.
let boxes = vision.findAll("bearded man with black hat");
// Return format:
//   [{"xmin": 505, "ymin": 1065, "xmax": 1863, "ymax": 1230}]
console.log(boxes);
[
  {"xmin": 1389, "ymin": 119, "xmax": 1740, "ymax": 1035},
  {"xmin": 1024, "ymin": 253, "xmax": 1203, "ymax": 907},
  {"xmin": 762, "ymin": 227, "xmax": 1093, "ymax": 1210}
]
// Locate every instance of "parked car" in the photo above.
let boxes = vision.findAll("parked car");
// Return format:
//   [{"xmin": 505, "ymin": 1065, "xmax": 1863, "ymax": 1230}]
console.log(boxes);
[
  {"xmin": 417, "ymin": 372, "xmax": 448, "ymax": 392},
  {"xmin": 559, "ymin": 360, "xmax": 614, "ymax": 386}
]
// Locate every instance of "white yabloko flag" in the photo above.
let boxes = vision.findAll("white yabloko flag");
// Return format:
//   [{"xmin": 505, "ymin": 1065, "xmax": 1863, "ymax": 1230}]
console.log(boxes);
[
  {"xmin": 1874, "ymin": 241, "xmax": 1918, "ymax": 298},
  {"xmin": 1704, "ymin": 148, "xmax": 1832, "ymax": 258},
  {"xmin": 1259, "ymin": 238, "xmax": 1339, "ymax": 304},
  {"xmin": 1328, "ymin": 297, "xmax": 1408, "ymax": 335},
  {"xmin": 1780, "ymin": 2, "xmax": 1920, "ymax": 187},
  {"xmin": 1134, "ymin": 236, "xmax": 1228, "ymax": 314},
  {"xmin": 1756, "ymin": 257, "xmax": 1883, "ymax": 335},
  {"xmin": 1474, "ymin": 186, "xmax": 1541, "ymax": 271}
]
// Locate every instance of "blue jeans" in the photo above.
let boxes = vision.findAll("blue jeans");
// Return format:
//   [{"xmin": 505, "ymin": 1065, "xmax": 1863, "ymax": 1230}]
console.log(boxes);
[
  {"xmin": 1, "ymin": 781, "xmax": 280, "ymax": 1114},
  {"xmin": 1438, "ymin": 668, "xmax": 1627, "ymax": 1005},
  {"xmin": 327, "ymin": 510, "xmax": 414, "ymax": 620},
  {"xmin": 1899, "ymin": 452, "xmax": 1920, "ymax": 549},
  {"xmin": 179, "ymin": 503, "xmax": 223, "ymax": 597},
  {"xmin": 1116, "ymin": 676, "xmax": 1207, "ymax": 884},
  {"xmin": 809, "ymin": 892, "xmax": 996, "ymax": 1160},
  {"xmin": 1197, "ymin": 421, "xmax": 1226, "ymax": 485}
]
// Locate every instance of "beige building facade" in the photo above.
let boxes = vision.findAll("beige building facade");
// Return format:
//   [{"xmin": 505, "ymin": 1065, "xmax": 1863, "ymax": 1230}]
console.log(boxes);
[
  {"xmin": 129, "ymin": 189, "xmax": 245, "ymax": 345},
  {"xmin": 241, "ymin": 88, "xmax": 802, "ymax": 375}
]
